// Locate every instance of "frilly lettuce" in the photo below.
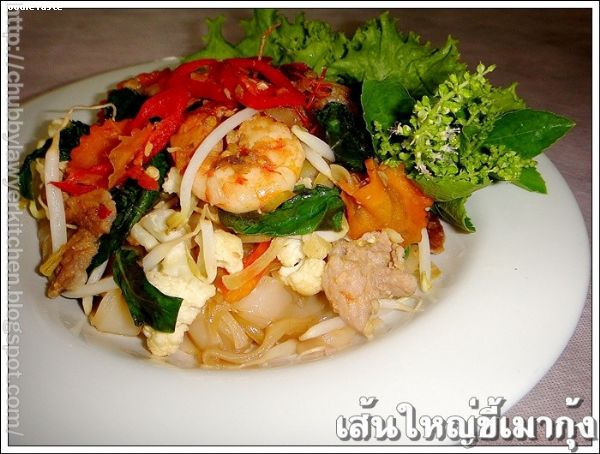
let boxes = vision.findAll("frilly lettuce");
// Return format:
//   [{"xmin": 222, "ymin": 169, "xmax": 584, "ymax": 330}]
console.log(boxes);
[
  {"xmin": 328, "ymin": 12, "xmax": 465, "ymax": 96},
  {"xmin": 184, "ymin": 9, "xmax": 346, "ymax": 71},
  {"xmin": 185, "ymin": 9, "xmax": 463, "ymax": 95}
]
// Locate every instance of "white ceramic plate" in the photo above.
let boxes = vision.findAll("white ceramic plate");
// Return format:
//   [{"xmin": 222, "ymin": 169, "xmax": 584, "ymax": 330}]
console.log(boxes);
[{"xmin": 11, "ymin": 60, "xmax": 589, "ymax": 445}]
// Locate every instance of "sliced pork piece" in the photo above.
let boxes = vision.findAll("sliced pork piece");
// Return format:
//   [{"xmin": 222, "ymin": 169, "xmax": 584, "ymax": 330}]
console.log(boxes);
[
  {"xmin": 322, "ymin": 231, "xmax": 417, "ymax": 334},
  {"xmin": 47, "ymin": 229, "xmax": 99, "ymax": 297},
  {"xmin": 64, "ymin": 188, "xmax": 116, "ymax": 236},
  {"xmin": 48, "ymin": 189, "xmax": 117, "ymax": 297}
]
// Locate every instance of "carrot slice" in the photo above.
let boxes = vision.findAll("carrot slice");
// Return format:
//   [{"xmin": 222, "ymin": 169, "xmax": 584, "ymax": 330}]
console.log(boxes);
[{"xmin": 216, "ymin": 241, "xmax": 273, "ymax": 303}]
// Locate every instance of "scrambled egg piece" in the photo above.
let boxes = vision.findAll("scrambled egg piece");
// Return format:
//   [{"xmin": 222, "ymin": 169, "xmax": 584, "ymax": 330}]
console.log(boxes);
[
  {"xmin": 137, "ymin": 215, "xmax": 215, "ymax": 357},
  {"xmin": 277, "ymin": 238, "xmax": 326, "ymax": 296},
  {"xmin": 162, "ymin": 167, "xmax": 182, "ymax": 195},
  {"xmin": 214, "ymin": 229, "xmax": 243, "ymax": 274},
  {"xmin": 130, "ymin": 224, "xmax": 159, "ymax": 250},
  {"xmin": 277, "ymin": 238, "xmax": 304, "ymax": 267},
  {"xmin": 280, "ymin": 258, "xmax": 326, "ymax": 296},
  {"xmin": 139, "ymin": 208, "xmax": 183, "ymax": 242},
  {"xmin": 130, "ymin": 207, "xmax": 185, "ymax": 251}
]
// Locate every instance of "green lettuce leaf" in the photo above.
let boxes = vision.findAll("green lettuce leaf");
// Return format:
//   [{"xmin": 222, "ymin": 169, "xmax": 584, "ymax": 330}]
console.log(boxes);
[
  {"xmin": 185, "ymin": 9, "xmax": 462, "ymax": 94},
  {"xmin": 184, "ymin": 15, "xmax": 240, "ymax": 61},
  {"xmin": 184, "ymin": 10, "xmax": 347, "ymax": 71},
  {"xmin": 328, "ymin": 13, "xmax": 465, "ymax": 96}
]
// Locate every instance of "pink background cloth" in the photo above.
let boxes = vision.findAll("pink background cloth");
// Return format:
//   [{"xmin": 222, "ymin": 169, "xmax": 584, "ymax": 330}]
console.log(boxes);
[{"xmin": 17, "ymin": 8, "xmax": 592, "ymax": 446}]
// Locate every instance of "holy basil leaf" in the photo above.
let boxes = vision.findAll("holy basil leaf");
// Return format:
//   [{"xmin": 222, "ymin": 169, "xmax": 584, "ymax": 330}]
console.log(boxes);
[
  {"xmin": 90, "ymin": 152, "xmax": 170, "ymax": 270},
  {"xmin": 104, "ymin": 88, "xmax": 148, "ymax": 121},
  {"xmin": 315, "ymin": 102, "xmax": 373, "ymax": 171},
  {"xmin": 432, "ymin": 198, "xmax": 476, "ymax": 233},
  {"xmin": 220, "ymin": 185, "xmax": 344, "ymax": 236},
  {"xmin": 18, "ymin": 120, "xmax": 90, "ymax": 200},
  {"xmin": 414, "ymin": 176, "xmax": 489, "ymax": 202},
  {"xmin": 512, "ymin": 166, "xmax": 547, "ymax": 194},
  {"xmin": 362, "ymin": 78, "xmax": 415, "ymax": 138},
  {"xmin": 483, "ymin": 109, "xmax": 575, "ymax": 159},
  {"xmin": 18, "ymin": 147, "xmax": 46, "ymax": 200},
  {"xmin": 113, "ymin": 249, "xmax": 182, "ymax": 333}
]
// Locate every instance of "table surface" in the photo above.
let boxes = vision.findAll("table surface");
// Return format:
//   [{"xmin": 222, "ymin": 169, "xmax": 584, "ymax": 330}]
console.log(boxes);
[{"xmin": 17, "ymin": 8, "xmax": 592, "ymax": 446}]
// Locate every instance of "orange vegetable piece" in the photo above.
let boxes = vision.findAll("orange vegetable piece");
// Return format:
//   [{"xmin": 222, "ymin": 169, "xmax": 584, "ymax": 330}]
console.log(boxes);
[
  {"xmin": 107, "ymin": 125, "xmax": 153, "ymax": 188},
  {"xmin": 69, "ymin": 120, "xmax": 130, "ymax": 169},
  {"xmin": 215, "ymin": 269, "xmax": 270, "ymax": 303},
  {"xmin": 242, "ymin": 241, "xmax": 271, "ymax": 267},
  {"xmin": 215, "ymin": 241, "xmax": 272, "ymax": 303},
  {"xmin": 339, "ymin": 159, "xmax": 433, "ymax": 245}
]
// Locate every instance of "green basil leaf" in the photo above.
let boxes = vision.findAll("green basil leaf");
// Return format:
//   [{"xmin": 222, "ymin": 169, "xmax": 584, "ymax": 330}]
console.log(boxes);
[
  {"xmin": 432, "ymin": 198, "xmax": 476, "ymax": 233},
  {"xmin": 315, "ymin": 103, "xmax": 373, "ymax": 172},
  {"xmin": 484, "ymin": 109, "xmax": 575, "ymax": 158},
  {"xmin": 512, "ymin": 166, "xmax": 547, "ymax": 194},
  {"xmin": 220, "ymin": 185, "xmax": 344, "ymax": 236},
  {"xmin": 104, "ymin": 88, "xmax": 148, "ymax": 121},
  {"xmin": 361, "ymin": 78, "xmax": 415, "ymax": 137},
  {"xmin": 18, "ymin": 120, "xmax": 90, "ymax": 199},
  {"xmin": 113, "ymin": 249, "xmax": 183, "ymax": 333},
  {"xmin": 414, "ymin": 176, "xmax": 488, "ymax": 202},
  {"xmin": 90, "ymin": 151, "xmax": 170, "ymax": 270}
]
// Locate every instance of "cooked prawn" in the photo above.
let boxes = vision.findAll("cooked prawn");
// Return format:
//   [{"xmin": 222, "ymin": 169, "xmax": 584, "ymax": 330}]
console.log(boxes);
[{"xmin": 193, "ymin": 115, "xmax": 305, "ymax": 213}]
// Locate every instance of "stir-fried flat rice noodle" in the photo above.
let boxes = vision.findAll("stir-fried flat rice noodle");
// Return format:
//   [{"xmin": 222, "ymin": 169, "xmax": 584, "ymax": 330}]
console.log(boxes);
[
  {"xmin": 291, "ymin": 125, "xmax": 335, "ymax": 161},
  {"xmin": 222, "ymin": 240, "xmax": 283, "ymax": 290},
  {"xmin": 302, "ymin": 144, "xmax": 334, "ymax": 182},
  {"xmin": 82, "ymin": 261, "xmax": 108, "ymax": 315},
  {"xmin": 62, "ymin": 276, "xmax": 118, "ymax": 299},
  {"xmin": 27, "ymin": 52, "xmax": 443, "ymax": 368},
  {"xmin": 202, "ymin": 317, "xmax": 316, "ymax": 366}
]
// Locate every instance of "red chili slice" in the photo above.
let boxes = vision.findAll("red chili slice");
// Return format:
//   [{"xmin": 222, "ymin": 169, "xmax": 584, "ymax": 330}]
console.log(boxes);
[
  {"xmin": 130, "ymin": 85, "xmax": 191, "ymax": 130},
  {"xmin": 136, "ymin": 68, "xmax": 172, "ymax": 90},
  {"xmin": 51, "ymin": 181, "xmax": 96, "ymax": 196},
  {"xmin": 167, "ymin": 59, "xmax": 218, "ymax": 87},
  {"xmin": 97, "ymin": 203, "xmax": 112, "ymax": 220},
  {"xmin": 219, "ymin": 58, "xmax": 306, "ymax": 109},
  {"xmin": 146, "ymin": 113, "xmax": 184, "ymax": 162},
  {"xmin": 125, "ymin": 165, "xmax": 159, "ymax": 191}
]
